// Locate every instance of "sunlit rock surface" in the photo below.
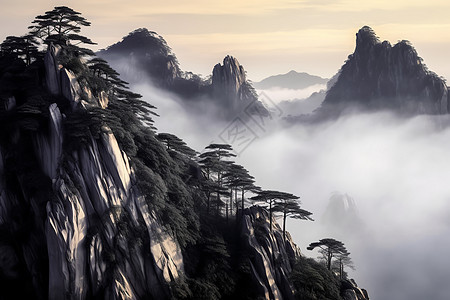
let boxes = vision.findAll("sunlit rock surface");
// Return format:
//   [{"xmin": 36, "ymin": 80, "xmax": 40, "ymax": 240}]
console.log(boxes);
[
  {"xmin": 0, "ymin": 46, "xmax": 185, "ymax": 299},
  {"xmin": 342, "ymin": 279, "xmax": 370, "ymax": 300},
  {"xmin": 241, "ymin": 206, "xmax": 300, "ymax": 300}
]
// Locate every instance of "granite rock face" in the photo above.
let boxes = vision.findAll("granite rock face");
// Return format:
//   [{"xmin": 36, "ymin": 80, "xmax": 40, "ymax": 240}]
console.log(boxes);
[
  {"xmin": 0, "ymin": 46, "xmax": 184, "ymax": 300},
  {"xmin": 341, "ymin": 279, "xmax": 370, "ymax": 300},
  {"xmin": 320, "ymin": 26, "xmax": 448, "ymax": 116},
  {"xmin": 240, "ymin": 206, "xmax": 300, "ymax": 300},
  {"xmin": 212, "ymin": 55, "xmax": 269, "ymax": 117}
]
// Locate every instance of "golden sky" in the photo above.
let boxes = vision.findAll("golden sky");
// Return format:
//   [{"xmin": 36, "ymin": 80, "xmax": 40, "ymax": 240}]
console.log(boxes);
[{"xmin": 1, "ymin": 0, "xmax": 450, "ymax": 80}]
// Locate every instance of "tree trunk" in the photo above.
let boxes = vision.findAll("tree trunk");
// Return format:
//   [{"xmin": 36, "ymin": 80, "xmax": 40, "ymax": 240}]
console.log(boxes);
[
  {"xmin": 283, "ymin": 212, "xmax": 287, "ymax": 242},
  {"xmin": 269, "ymin": 200, "xmax": 273, "ymax": 233},
  {"xmin": 235, "ymin": 189, "xmax": 238, "ymax": 215},
  {"xmin": 230, "ymin": 189, "xmax": 233, "ymax": 217},
  {"xmin": 241, "ymin": 189, "xmax": 245, "ymax": 217}
]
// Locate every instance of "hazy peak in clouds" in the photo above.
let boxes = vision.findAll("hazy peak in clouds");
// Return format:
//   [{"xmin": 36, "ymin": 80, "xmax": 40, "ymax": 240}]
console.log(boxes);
[
  {"xmin": 253, "ymin": 70, "xmax": 328, "ymax": 90},
  {"xmin": 318, "ymin": 26, "xmax": 449, "ymax": 117},
  {"xmin": 321, "ymin": 192, "xmax": 364, "ymax": 237}
]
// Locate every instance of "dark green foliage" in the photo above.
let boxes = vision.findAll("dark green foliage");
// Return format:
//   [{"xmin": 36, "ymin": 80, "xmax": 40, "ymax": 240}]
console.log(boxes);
[
  {"xmin": 307, "ymin": 238, "xmax": 349, "ymax": 272},
  {"xmin": 177, "ymin": 217, "xmax": 239, "ymax": 300},
  {"xmin": 250, "ymin": 190, "xmax": 300, "ymax": 233},
  {"xmin": 28, "ymin": 6, "xmax": 95, "ymax": 48},
  {"xmin": 157, "ymin": 133, "xmax": 196, "ymax": 157},
  {"xmin": 273, "ymin": 197, "xmax": 313, "ymax": 242},
  {"xmin": 291, "ymin": 256, "xmax": 343, "ymax": 300},
  {"xmin": 0, "ymin": 35, "xmax": 39, "ymax": 65}
]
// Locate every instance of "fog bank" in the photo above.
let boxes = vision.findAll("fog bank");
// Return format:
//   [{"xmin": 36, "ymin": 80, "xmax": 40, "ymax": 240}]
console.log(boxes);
[{"xmin": 133, "ymin": 79, "xmax": 450, "ymax": 300}]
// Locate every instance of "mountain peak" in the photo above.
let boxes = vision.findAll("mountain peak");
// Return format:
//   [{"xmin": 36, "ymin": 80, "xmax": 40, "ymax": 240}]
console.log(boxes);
[
  {"xmin": 356, "ymin": 26, "xmax": 380, "ymax": 51},
  {"xmin": 212, "ymin": 55, "xmax": 269, "ymax": 117},
  {"xmin": 318, "ymin": 26, "xmax": 449, "ymax": 116},
  {"xmin": 253, "ymin": 70, "xmax": 328, "ymax": 90},
  {"xmin": 98, "ymin": 28, "xmax": 180, "ymax": 86},
  {"xmin": 212, "ymin": 55, "xmax": 247, "ymax": 103}
]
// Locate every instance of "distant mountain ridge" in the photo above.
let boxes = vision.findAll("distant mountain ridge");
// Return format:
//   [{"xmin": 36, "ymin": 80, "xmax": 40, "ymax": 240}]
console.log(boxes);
[{"xmin": 254, "ymin": 70, "xmax": 328, "ymax": 90}]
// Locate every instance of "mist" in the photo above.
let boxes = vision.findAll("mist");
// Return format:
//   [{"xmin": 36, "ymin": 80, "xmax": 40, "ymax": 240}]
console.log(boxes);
[
  {"xmin": 255, "ymin": 83, "xmax": 326, "ymax": 103},
  {"xmin": 127, "ymin": 72, "xmax": 450, "ymax": 300},
  {"xmin": 239, "ymin": 112, "xmax": 450, "ymax": 300}
]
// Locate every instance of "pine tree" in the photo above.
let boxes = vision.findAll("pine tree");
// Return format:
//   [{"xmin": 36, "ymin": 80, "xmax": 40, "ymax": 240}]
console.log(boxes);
[
  {"xmin": 307, "ymin": 238, "xmax": 349, "ymax": 271},
  {"xmin": 273, "ymin": 197, "xmax": 313, "ymax": 242},
  {"xmin": 250, "ymin": 190, "xmax": 300, "ymax": 233},
  {"xmin": 0, "ymin": 35, "xmax": 39, "ymax": 65},
  {"xmin": 157, "ymin": 133, "xmax": 196, "ymax": 157},
  {"xmin": 199, "ymin": 144, "xmax": 236, "ymax": 215},
  {"xmin": 28, "ymin": 6, "xmax": 96, "ymax": 56}
]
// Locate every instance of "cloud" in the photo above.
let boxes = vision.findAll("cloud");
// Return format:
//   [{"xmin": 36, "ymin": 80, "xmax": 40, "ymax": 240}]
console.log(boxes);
[
  {"xmin": 256, "ymin": 84, "xmax": 326, "ymax": 103},
  {"xmin": 235, "ymin": 112, "xmax": 450, "ymax": 300},
  {"xmin": 111, "ymin": 54, "xmax": 450, "ymax": 298}
]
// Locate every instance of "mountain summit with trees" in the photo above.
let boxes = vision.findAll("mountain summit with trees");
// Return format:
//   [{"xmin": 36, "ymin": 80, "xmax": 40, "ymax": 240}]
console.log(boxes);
[
  {"xmin": 0, "ymin": 6, "xmax": 368, "ymax": 300},
  {"xmin": 98, "ymin": 29, "xmax": 269, "ymax": 120},
  {"xmin": 317, "ymin": 26, "xmax": 449, "ymax": 117}
]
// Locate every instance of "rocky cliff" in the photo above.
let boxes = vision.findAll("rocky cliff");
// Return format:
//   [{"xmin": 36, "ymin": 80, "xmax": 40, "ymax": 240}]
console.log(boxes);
[
  {"xmin": 0, "ymin": 11, "xmax": 370, "ymax": 298},
  {"xmin": 240, "ymin": 206, "xmax": 300, "ymax": 300},
  {"xmin": 0, "ymin": 42, "xmax": 306, "ymax": 300},
  {"xmin": 319, "ymin": 26, "xmax": 448, "ymax": 116},
  {"xmin": 0, "ymin": 44, "xmax": 184, "ymax": 300},
  {"xmin": 212, "ymin": 55, "xmax": 269, "ymax": 117}
]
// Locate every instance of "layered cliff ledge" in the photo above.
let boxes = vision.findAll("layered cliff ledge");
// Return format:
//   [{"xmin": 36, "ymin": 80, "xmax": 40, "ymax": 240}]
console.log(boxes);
[{"xmin": 319, "ymin": 26, "xmax": 448, "ymax": 116}]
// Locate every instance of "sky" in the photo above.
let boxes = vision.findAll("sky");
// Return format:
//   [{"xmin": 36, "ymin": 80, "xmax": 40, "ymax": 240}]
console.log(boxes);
[
  {"xmin": 2, "ymin": 2, "xmax": 450, "ymax": 298},
  {"xmin": 1, "ymin": 0, "xmax": 450, "ymax": 81}
]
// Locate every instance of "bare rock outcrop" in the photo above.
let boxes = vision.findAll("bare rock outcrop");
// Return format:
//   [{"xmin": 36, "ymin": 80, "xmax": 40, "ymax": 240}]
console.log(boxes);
[
  {"xmin": 212, "ymin": 55, "xmax": 269, "ymax": 117},
  {"xmin": 240, "ymin": 206, "xmax": 300, "ymax": 300},
  {"xmin": 342, "ymin": 279, "xmax": 370, "ymax": 300}
]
